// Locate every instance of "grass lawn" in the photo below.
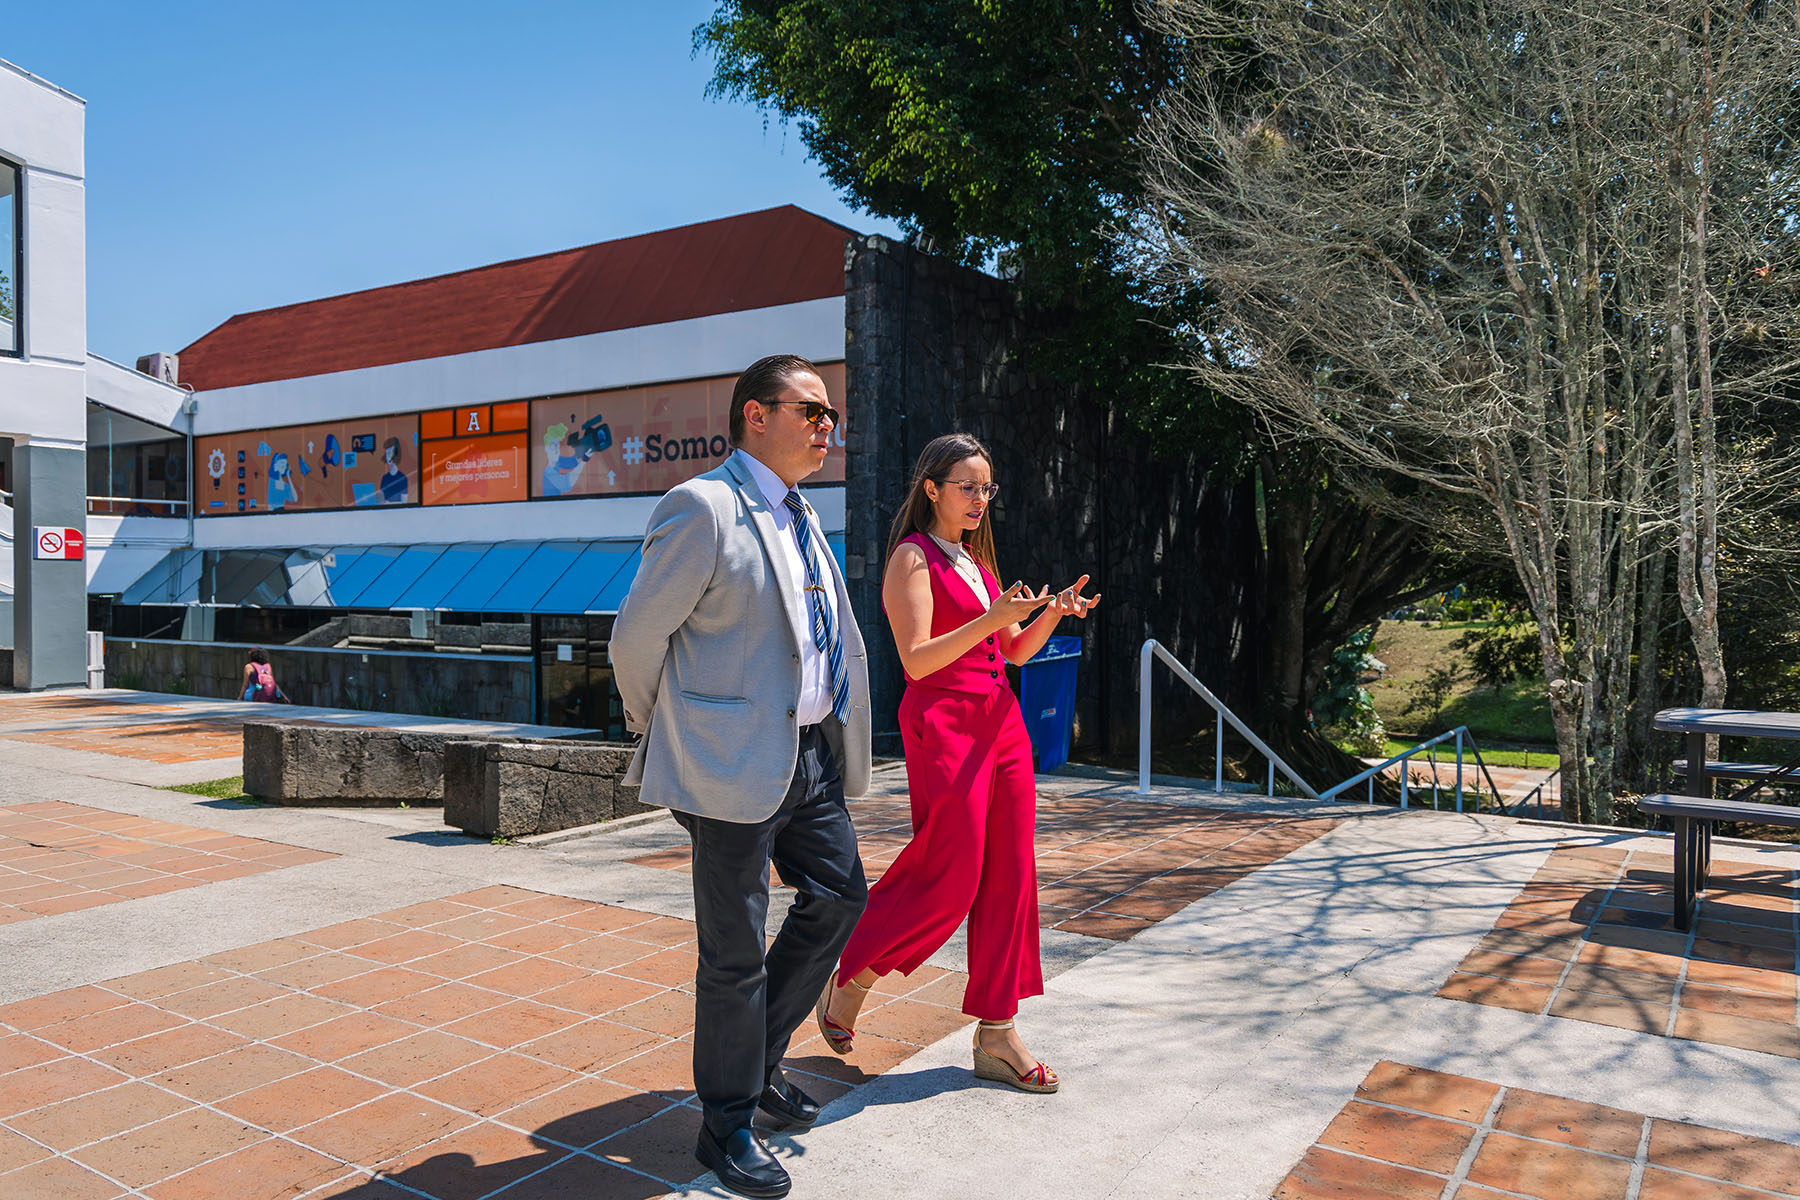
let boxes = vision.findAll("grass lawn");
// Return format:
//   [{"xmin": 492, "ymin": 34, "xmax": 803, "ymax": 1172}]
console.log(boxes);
[
  {"xmin": 162, "ymin": 776, "xmax": 255, "ymax": 803},
  {"xmin": 1375, "ymin": 739, "xmax": 1560, "ymax": 769},
  {"xmin": 1366, "ymin": 619, "xmax": 1557, "ymax": 748}
]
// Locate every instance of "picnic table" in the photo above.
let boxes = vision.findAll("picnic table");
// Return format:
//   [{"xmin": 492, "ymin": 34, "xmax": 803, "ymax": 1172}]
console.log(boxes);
[{"xmin": 1642, "ymin": 708, "xmax": 1800, "ymax": 929}]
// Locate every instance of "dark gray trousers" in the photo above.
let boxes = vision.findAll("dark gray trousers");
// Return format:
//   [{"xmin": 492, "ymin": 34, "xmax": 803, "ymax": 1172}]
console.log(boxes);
[{"xmin": 673, "ymin": 725, "xmax": 868, "ymax": 1138}]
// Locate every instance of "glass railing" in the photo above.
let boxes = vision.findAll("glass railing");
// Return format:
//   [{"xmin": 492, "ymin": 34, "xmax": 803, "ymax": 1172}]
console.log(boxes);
[{"xmin": 87, "ymin": 496, "xmax": 189, "ymax": 517}]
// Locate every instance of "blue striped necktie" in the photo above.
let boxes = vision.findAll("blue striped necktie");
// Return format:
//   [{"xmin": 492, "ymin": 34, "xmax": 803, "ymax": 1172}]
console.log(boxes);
[{"xmin": 783, "ymin": 490, "xmax": 850, "ymax": 723}]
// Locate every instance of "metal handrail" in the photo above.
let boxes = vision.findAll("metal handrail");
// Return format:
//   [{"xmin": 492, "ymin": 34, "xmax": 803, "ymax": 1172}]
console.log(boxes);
[
  {"xmin": 1506, "ymin": 765, "xmax": 1562, "ymax": 817},
  {"xmin": 1319, "ymin": 726, "xmax": 1507, "ymax": 813},
  {"xmin": 1137, "ymin": 639, "xmax": 1319, "ymax": 797},
  {"xmin": 86, "ymin": 495, "xmax": 188, "ymax": 516}
]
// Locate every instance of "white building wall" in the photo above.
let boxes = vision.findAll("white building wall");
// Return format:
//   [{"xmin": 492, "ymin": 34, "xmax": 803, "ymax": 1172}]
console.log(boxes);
[{"xmin": 190, "ymin": 296, "xmax": 846, "ymax": 435}]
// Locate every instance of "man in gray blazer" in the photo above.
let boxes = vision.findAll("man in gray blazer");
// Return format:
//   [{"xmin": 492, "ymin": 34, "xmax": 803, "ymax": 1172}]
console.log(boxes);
[{"xmin": 610, "ymin": 354, "xmax": 871, "ymax": 1199}]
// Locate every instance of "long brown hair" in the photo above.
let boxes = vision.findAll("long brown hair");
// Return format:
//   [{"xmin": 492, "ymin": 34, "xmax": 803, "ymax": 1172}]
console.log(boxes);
[{"xmin": 885, "ymin": 433, "xmax": 1000, "ymax": 577}]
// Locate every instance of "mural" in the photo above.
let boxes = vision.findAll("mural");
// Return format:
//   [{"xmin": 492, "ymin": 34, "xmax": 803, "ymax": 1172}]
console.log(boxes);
[
  {"xmin": 191, "ymin": 364, "xmax": 846, "ymax": 515},
  {"xmin": 195, "ymin": 416, "xmax": 419, "ymax": 515},
  {"xmin": 529, "ymin": 362, "xmax": 847, "ymax": 499}
]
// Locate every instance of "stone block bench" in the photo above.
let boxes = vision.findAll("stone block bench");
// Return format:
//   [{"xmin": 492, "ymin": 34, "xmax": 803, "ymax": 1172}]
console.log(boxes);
[
  {"xmin": 244, "ymin": 723, "xmax": 502, "ymax": 806},
  {"xmin": 1635, "ymin": 792, "xmax": 1800, "ymax": 930},
  {"xmin": 443, "ymin": 741, "xmax": 648, "ymax": 839}
]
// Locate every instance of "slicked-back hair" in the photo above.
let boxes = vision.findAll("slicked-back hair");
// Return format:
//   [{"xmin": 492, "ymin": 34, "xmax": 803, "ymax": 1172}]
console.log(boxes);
[{"xmin": 728, "ymin": 354, "xmax": 821, "ymax": 447}]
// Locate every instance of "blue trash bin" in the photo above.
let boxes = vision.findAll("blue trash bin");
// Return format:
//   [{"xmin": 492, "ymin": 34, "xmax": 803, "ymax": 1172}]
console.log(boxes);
[{"xmin": 1018, "ymin": 635, "xmax": 1082, "ymax": 770}]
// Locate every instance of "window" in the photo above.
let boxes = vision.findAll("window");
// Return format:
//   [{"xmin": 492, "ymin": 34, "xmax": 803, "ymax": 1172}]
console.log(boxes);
[{"xmin": 0, "ymin": 156, "xmax": 18, "ymax": 355}]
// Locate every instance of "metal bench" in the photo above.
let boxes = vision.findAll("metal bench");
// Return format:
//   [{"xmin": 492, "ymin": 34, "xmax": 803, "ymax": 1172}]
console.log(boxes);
[
  {"xmin": 1635, "ymin": 793, "xmax": 1800, "ymax": 930},
  {"xmin": 1671, "ymin": 760, "xmax": 1790, "ymax": 781}
]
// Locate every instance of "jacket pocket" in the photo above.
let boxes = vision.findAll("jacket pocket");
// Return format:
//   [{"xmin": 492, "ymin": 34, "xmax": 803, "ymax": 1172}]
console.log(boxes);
[{"xmin": 678, "ymin": 690, "xmax": 749, "ymax": 705}]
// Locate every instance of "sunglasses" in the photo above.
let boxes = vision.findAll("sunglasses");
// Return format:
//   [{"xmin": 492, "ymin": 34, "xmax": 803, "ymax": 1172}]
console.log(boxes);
[
  {"xmin": 762, "ymin": 399, "xmax": 842, "ymax": 427},
  {"xmin": 940, "ymin": 479, "xmax": 1000, "ymax": 501}
]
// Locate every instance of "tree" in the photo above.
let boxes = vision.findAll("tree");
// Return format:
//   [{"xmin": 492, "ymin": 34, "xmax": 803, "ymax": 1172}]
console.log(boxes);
[
  {"xmin": 1127, "ymin": 0, "xmax": 1800, "ymax": 820},
  {"xmin": 699, "ymin": 0, "xmax": 1452, "ymax": 782}
]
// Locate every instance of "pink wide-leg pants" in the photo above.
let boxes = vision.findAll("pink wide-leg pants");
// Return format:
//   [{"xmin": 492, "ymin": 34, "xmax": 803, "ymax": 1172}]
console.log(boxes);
[{"xmin": 836, "ymin": 684, "xmax": 1043, "ymax": 1019}]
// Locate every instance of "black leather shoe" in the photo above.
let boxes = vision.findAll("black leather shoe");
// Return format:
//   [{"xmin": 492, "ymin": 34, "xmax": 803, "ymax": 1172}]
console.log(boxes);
[
  {"xmin": 758, "ymin": 1074, "xmax": 822, "ymax": 1128},
  {"xmin": 695, "ymin": 1126, "xmax": 791, "ymax": 1199}
]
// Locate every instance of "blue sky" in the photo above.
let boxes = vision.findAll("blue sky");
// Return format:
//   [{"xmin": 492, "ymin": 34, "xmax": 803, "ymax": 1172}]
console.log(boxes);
[{"xmin": 4, "ymin": 2, "xmax": 898, "ymax": 365}]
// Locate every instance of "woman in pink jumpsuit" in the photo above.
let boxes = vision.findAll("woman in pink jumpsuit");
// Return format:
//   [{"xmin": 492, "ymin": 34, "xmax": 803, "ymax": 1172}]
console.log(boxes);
[{"xmin": 818, "ymin": 433, "xmax": 1099, "ymax": 1093}]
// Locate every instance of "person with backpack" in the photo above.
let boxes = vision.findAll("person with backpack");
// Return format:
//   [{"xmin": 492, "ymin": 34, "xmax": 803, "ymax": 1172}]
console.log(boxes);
[{"xmin": 241, "ymin": 648, "xmax": 286, "ymax": 703}]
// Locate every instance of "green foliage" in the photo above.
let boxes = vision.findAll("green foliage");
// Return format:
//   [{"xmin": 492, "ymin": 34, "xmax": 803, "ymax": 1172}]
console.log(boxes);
[
  {"xmin": 162, "ymin": 776, "xmax": 254, "ymax": 803},
  {"xmin": 1405, "ymin": 659, "xmax": 1466, "ymax": 735},
  {"xmin": 1456, "ymin": 615, "xmax": 1542, "ymax": 692},
  {"xmin": 0, "ymin": 266, "xmax": 12, "ymax": 324},
  {"xmin": 1314, "ymin": 625, "xmax": 1387, "ymax": 756},
  {"xmin": 697, "ymin": 0, "xmax": 1246, "ymax": 457}
]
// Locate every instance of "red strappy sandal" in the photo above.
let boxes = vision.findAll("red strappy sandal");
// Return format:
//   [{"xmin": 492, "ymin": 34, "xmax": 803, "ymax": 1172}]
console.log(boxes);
[
  {"xmin": 815, "ymin": 975, "xmax": 868, "ymax": 1056},
  {"xmin": 972, "ymin": 1020, "xmax": 1060, "ymax": 1093}
]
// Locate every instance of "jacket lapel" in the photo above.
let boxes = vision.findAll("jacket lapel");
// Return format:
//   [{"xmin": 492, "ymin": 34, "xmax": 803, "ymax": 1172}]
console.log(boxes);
[{"xmin": 722, "ymin": 454, "xmax": 811, "ymax": 658}]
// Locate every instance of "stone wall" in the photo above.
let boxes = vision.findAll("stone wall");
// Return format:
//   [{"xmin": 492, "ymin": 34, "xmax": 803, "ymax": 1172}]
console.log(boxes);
[
  {"xmin": 107, "ymin": 637, "xmax": 533, "ymax": 723},
  {"xmin": 242, "ymin": 722, "xmax": 516, "ymax": 806},
  {"xmin": 844, "ymin": 235, "xmax": 1262, "ymax": 758},
  {"xmin": 443, "ymin": 741, "xmax": 649, "ymax": 839}
]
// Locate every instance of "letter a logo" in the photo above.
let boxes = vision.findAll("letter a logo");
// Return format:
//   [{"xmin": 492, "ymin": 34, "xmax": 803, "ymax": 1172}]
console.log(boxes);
[{"xmin": 466, "ymin": 411, "xmax": 483, "ymax": 434}]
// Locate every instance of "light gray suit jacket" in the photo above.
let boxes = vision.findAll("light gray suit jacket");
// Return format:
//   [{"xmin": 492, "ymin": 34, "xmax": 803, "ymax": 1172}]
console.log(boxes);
[{"xmin": 608, "ymin": 454, "xmax": 872, "ymax": 823}]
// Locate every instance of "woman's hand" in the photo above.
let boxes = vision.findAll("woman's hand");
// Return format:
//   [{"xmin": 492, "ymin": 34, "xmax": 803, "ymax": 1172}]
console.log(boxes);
[
  {"xmin": 1046, "ymin": 575, "xmax": 1102, "ymax": 619},
  {"xmin": 988, "ymin": 581, "xmax": 1053, "ymax": 629}
]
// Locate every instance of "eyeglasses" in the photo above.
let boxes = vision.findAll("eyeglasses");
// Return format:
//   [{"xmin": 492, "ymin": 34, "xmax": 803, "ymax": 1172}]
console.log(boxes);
[
  {"xmin": 761, "ymin": 399, "xmax": 842, "ymax": 427},
  {"xmin": 940, "ymin": 479, "xmax": 1000, "ymax": 501}
]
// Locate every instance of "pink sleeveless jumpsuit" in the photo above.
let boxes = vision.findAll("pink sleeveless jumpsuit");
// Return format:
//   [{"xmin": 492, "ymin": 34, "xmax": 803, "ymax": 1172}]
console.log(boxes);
[{"xmin": 835, "ymin": 532, "xmax": 1044, "ymax": 1020}]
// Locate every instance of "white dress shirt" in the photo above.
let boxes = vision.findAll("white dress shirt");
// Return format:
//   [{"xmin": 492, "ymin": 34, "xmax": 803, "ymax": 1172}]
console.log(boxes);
[{"xmin": 736, "ymin": 449, "xmax": 837, "ymax": 726}]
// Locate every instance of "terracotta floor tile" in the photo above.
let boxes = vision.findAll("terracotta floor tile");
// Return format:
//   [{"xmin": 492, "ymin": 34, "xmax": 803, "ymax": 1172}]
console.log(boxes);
[
  {"xmin": 378, "ymin": 899, "xmax": 480, "ymax": 928},
  {"xmin": 1456, "ymin": 949, "xmax": 1568, "ymax": 987},
  {"xmin": 206, "ymin": 993, "xmax": 356, "ymax": 1040},
  {"xmin": 34, "ymin": 1003, "xmax": 188, "ymax": 1054},
  {"xmin": 1638, "ymin": 1166, "xmax": 1790, "ymax": 1199},
  {"xmin": 158, "ymin": 976, "xmax": 291, "ymax": 1020},
  {"xmin": 69, "ymin": 1106, "xmax": 267, "ymax": 1189},
  {"xmin": 482, "ymin": 921, "xmax": 592, "ymax": 957},
  {"xmin": 1670, "ymin": 1008, "xmax": 1800, "ymax": 1057},
  {"xmin": 1093, "ymin": 892, "xmax": 1192, "ymax": 920},
  {"xmin": 372, "ymin": 1120, "xmax": 567, "ymax": 1200},
  {"xmin": 1052, "ymin": 912, "xmax": 1155, "ymax": 940},
  {"xmin": 1547, "ymin": 988, "xmax": 1670, "ymax": 1034},
  {"xmin": 8, "ymin": 1080, "xmax": 192, "ymax": 1150},
  {"xmin": 371, "ymin": 982, "xmax": 511, "ymax": 1027},
  {"xmin": 1576, "ymin": 941, "xmax": 1687, "ymax": 979},
  {"xmin": 430, "ymin": 911, "xmax": 537, "ymax": 943},
  {"xmin": 788, "ymin": 1029, "xmax": 919, "ymax": 1080},
  {"xmin": 609, "ymin": 990, "xmax": 698, "ymax": 1038},
  {"xmin": 150, "ymin": 1043, "xmax": 313, "ymax": 1104},
  {"xmin": 269, "ymin": 1011, "xmax": 416, "ymax": 1062},
  {"xmin": 1682, "ymin": 958, "xmax": 1798, "ymax": 997},
  {"xmin": 107, "ymin": 962, "xmax": 234, "ymax": 1001},
  {"xmin": 411, "ymin": 942, "xmax": 527, "ymax": 981},
  {"xmin": 1354, "ymin": 1062, "xmax": 1500, "ymax": 1122},
  {"xmin": 499, "ymin": 895, "xmax": 598, "ymax": 922},
  {"xmin": 348, "ymin": 929, "xmax": 467, "ymax": 967},
  {"xmin": 498, "ymin": 1076, "xmax": 674, "ymax": 1151},
  {"xmin": 1273, "ymin": 1144, "xmax": 1448, "ymax": 1200},
  {"xmin": 201, "ymin": 939, "xmax": 320, "ymax": 974},
  {"xmin": 311, "ymin": 966, "xmax": 439, "ymax": 1008},
  {"xmin": 856, "ymin": 998, "xmax": 973, "ymax": 1047},
  {"xmin": 588, "ymin": 1102, "xmax": 705, "ymax": 1183},
  {"xmin": 444, "ymin": 999, "xmax": 587, "ymax": 1050},
  {"xmin": 609, "ymin": 948, "xmax": 699, "ymax": 988},
  {"xmin": 288, "ymin": 1091, "xmax": 471, "ymax": 1170},
  {"xmin": 0, "ymin": 1056, "xmax": 131, "ymax": 1118},
  {"xmin": 1678, "ymin": 982, "xmax": 1797, "ymax": 1023},
  {"xmin": 1560, "ymin": 964, "xmax": 1680, "ymax": 1005},
  {"xmin": 532, "ymin": 973, "xmax": 663, "ymax": 1018},
  {"xmin": 1476, "ymin": 929, "xmax": 1583, "ymax": 960},
  {"xmin": 1648, "ymin": 1118, "xmax": 1800, "ymax": 1193},
  {"xmin": 289, "ymin": 918, "xmax": 408, "ymax": 952},
  {"xmin": 545, "ymin": 936, "xmax": 658, "ymax": 974},
  {"xmin": 88, "ymin": 1022, "xmax": 249, "ymax": 1076},
  {"xmin": 1694, "ymin": 920, "xmax": 1795, "ymax": 951},
  {"xmin": 0, "ymin": 1123, "xmax": 53, "ymax": 1173},
  {"xmin": 518, "ymin": 1019, "xmax": 667, "ymax": 1075},
  {"xmin": 143, "ymin": 1134, "xmax": 348, "ymax": 1200},
  {"xmin": 1317, "ymin": 1100, "xmax": 1474, "ymax": 1174},
  {"xmin": 0, "ymin": 986, "xmax": 132, "ymax": 1032},
  {"xmin": 487, "ymin": 1149, "xmax": 674, "ymax": 1199},
  {"xmin": 0, "ymin": 1153, "xmax": 125, "ymax": 1200},
  {"xmin": 611, "ymin": 915, "xmax": 698, "ymax": 949},
  {"xmin": 414, "ymin": 1052, "xmax": 583, "ymax": 1117},
  {"xmin": 1467, "ymin": 1131, "xmax": 1634, "ymax": 1198},
  {"xmin": 1690, "ymin": 939, "xmax": 1794, "ymax": 973},
  {"xmin": 337, "ymin": 1031, "xmax": 495, "ymax": 1089},
  {"xmin": 1493, "ymin": 1088, "xmax": 1646, "ymax": 1156},
  {"xmin": 551, "ymin": 905, "xmax": 664, "ymax": 935},
  {"xmin": 19, "ymin": 893, "xmax": 124, "ymax": 917},
  {"xmin": 599, "ymin": 1040, "xmax": 696, "ymax": 1098},
  {"xmin": 0, "ymin": 1032, "xmax": 65, "ymax": 1075},
  {"xmin": 217, "ymin": 1065, "xmax": 390, "ymax": 1133},
  {"xmin": 448, "ymin": 884, "xmax": 545, "ymax": 908},
  {"xmin": 463, "ymin": 956, "xmax": 591, "ymax": 999},
  {"xmin": 1438, "ymin": 972, "xmax": 1552, "ymax": 1015},
  {"xmin": 259, "ymin": 953, "xmax": 380, "ymax": 991}
]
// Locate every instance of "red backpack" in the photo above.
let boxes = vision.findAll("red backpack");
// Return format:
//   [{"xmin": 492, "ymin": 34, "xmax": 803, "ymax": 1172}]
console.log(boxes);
[{"xmin": 250, "ymin": 662, "xmax": 277, "ymax": 701}]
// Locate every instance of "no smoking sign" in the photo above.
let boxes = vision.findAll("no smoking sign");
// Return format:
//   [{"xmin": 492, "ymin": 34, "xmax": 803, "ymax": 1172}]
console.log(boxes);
[{"xmin": 33, "ymin": 526, "xmax": 85, "ymax": 561}]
